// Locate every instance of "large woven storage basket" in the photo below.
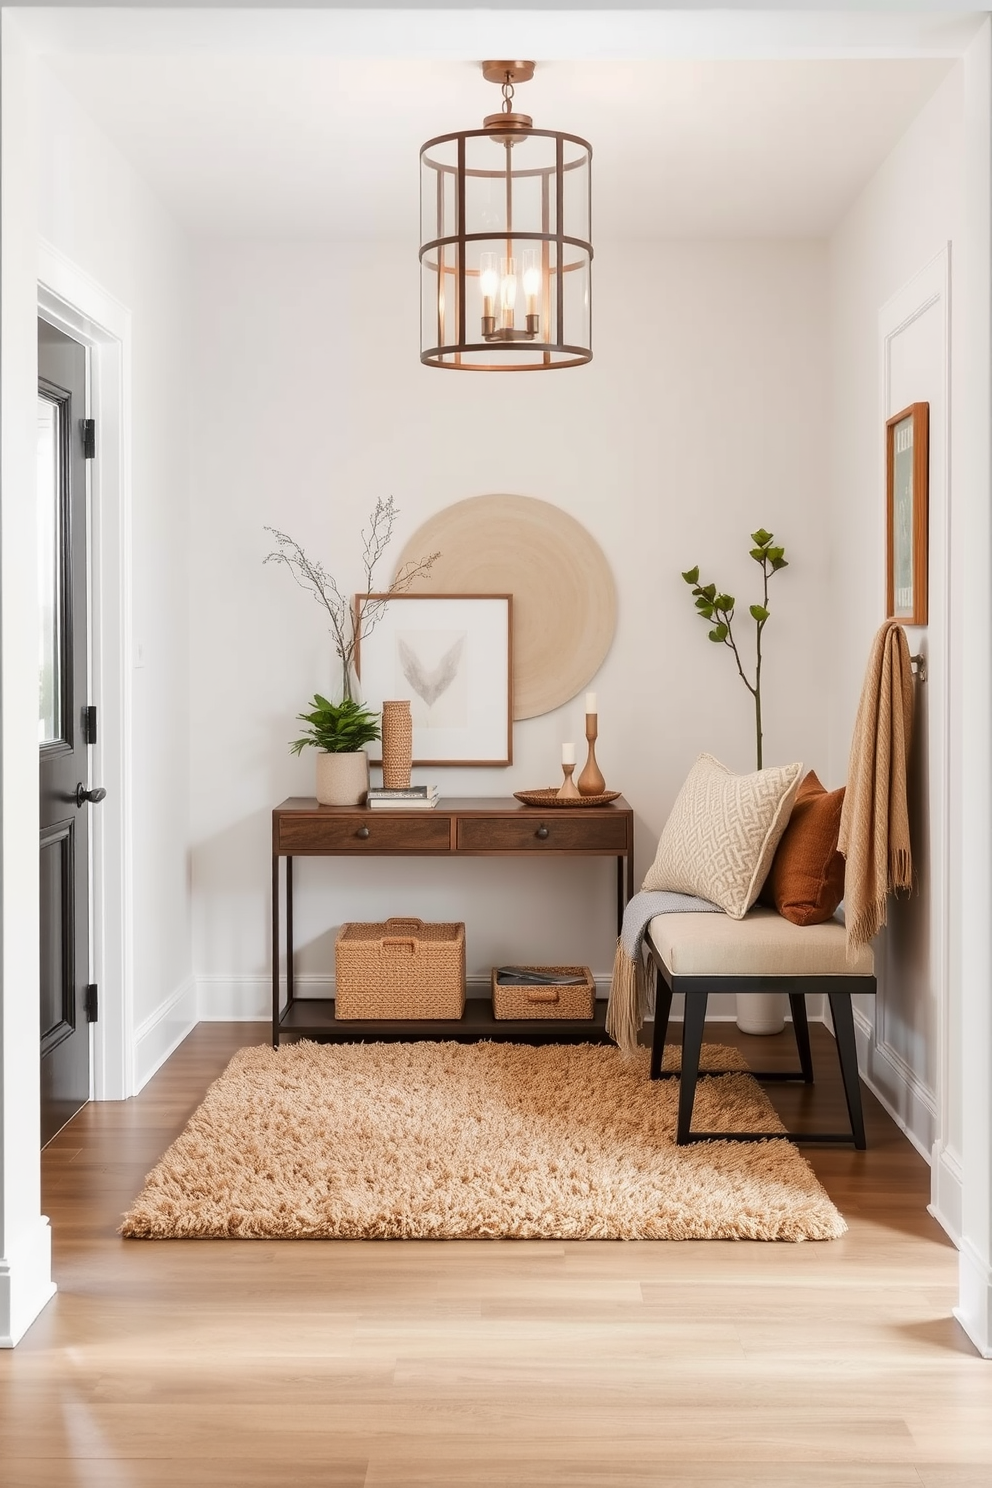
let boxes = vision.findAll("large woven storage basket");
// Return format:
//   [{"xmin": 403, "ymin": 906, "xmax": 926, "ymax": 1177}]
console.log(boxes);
[
  {"xmin": 335, "ymin": 918, "xmax": 465, "ymax": 1020},
  {"xmin": 491, "ymin": 966, "xmax": 595, "ymax": 1021}
]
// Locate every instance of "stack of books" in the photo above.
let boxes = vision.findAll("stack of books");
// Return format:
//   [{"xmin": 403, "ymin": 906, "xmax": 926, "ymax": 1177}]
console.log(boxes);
[{"xmin": 367, "ymin": 785, "xmax": 440, "ymax": 811}]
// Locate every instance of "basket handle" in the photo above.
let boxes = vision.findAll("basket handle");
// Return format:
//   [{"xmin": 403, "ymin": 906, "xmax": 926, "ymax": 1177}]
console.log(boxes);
[
  {"xmin": 381, "ymin": 936, "xmax": 417, "ymax": 954},
  {"xmin": 385, "ymin": 917, "xmax": 424, "ymax": 930},
  {"xmin": 526, "ymin": 988, "xmax": 560, "ymax": 1004}
]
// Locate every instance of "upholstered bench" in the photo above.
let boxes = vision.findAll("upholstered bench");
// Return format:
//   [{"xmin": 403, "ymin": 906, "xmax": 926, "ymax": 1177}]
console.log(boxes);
[{"xmin": 644, "ymin": 906, "xmax": 876, "ymax": 1148}]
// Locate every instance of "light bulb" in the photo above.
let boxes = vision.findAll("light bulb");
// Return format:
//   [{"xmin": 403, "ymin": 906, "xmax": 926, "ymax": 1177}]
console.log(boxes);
[
  {"xmin": 500, "ymin": 257, "xmax": 517, "ymax": 327},
  {"xmin": 479, "ymin": 252, "xmax": 499, "ymax": 322},
  {"xmin": 522, "ymin": 249, "xmax": 541, "ymax": 317}
]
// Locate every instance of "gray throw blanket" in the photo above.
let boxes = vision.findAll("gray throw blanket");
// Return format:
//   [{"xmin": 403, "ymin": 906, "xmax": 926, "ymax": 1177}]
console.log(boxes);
[{"xmin": 606, "ymin": 890, "xmax": 722, "ymax": 1056}]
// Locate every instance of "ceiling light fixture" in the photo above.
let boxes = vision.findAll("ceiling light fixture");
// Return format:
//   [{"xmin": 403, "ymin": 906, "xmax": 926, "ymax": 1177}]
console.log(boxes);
[{"xmin": 419, "ymin": 61, "xmax": 593, "ymax": 370}]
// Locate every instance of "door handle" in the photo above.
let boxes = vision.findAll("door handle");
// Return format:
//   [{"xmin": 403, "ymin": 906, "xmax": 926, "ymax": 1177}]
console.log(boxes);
[{"xmin": 75, "ymin": 783, "xmax": 107, "ymax": 808}]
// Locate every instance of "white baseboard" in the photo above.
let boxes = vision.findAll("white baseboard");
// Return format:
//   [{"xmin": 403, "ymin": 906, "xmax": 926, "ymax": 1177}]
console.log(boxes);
[
  {"xmin": 851, "ymin": 1007, "xmax": 934, "ymax": 1162},
  {"xmin": 196, "ymin": 973, "xmax": 618, "ymax": 1022},
  {"xmin": 656, "ymin": 992, "xmax": 763, "ymax": 1022},
  {"xmin": 197, "ymin": 975, "xmax": 275, "ymax": 1022},
  {"xmin": 929, "ymin": 1140, "xmax": 964, "ymax": 1246},
  {"xmin": 0, "ymin": 1215, "xmax": 57, "ymax": 1348},
  {"xmin": 954, "ymin": 1237, "xmax": 992, "ymax": 1358},
  {"xmin": 133, "ymin": 975, "xmax": 197, "ymax": 1092},
  {"xmin": 195, "ymin": 980, "xmax": 826, "ymax": 1025}
]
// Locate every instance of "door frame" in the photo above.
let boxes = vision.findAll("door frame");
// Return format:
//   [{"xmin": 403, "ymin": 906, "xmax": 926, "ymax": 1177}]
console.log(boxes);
[{"xmin": 38, "ymin": 241, "xmax": 134, "ymax": 1101}]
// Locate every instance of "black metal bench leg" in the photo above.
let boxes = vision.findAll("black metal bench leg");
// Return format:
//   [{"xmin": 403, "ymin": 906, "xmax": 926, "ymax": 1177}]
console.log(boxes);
[
  {"xmin": 650, "ymin": 966, "xmax": 673, "ymax": 1080},
  {"xmin": 789, "ymin": 993, "xmax": 814, "ymax": 1083},
  {"xmin": 828, "ymin": 992, "xmax": 867, "ymax": 1150},
  {"xmin": 677, "ymin": 994, "xmax": 707, "ymax": 1144}
]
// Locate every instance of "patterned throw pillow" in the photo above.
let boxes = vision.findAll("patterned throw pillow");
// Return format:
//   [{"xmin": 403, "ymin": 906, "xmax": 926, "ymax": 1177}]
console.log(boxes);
[{"xmin": 643, "ymin": 753, "xmax": 804, "ymax": 919}]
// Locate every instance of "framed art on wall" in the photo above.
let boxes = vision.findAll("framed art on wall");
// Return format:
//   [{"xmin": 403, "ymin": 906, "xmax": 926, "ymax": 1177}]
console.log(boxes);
[
  {"xmin": 886, "ymin": 401, "xmax": 929, "ymax": 626},
  {"xmin": 355, "ymin": 593, "xmax": 513, "ymax": 766}
]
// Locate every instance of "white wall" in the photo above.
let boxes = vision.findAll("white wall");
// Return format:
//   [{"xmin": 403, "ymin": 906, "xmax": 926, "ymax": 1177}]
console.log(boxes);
[
  {"xmin": 827, "ymin": 52, "xmax": 986, "ymax": 1280},
  {"xmin": 953, "ymin": 19, "xmax": 992, "ymax": 1361},
  {"xmin": 189, "ymin": 236, "xmax": 832, "ymax": 1015},
  {"xmin": 0, "ymin": 14, "xmax": 55, "ymax": 1349},
  {"xmin": 34, "ymin": 62, "xmax": 194, "ymax": 1086},
  {"xmin": 1, "ymin": 33, "xmax": 193, "ymax": 1342}
]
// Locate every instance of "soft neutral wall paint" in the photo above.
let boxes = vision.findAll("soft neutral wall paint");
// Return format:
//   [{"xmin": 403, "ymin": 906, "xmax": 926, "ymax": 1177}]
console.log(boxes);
[
  {"xmin": 827, "ymin": 65, "xmax": 965, "ymax": 1202},
  {"xmin": 953, "ymin": 18, "xmax": 992, "ymax": 1361},
  {"xmin": 0, "ymin": 14, "xmax": 56, "ymax": 1349},
  {"xmin": 35, "ymin": 61, "xmax": 194, "ymax": 1084},
  {"xmin": 189, "ymin": 236, "xmax": 831, "ymax": 1015}
]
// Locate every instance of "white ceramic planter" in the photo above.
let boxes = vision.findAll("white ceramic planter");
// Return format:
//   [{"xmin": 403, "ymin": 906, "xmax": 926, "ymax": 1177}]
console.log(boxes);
[
  {"xmin": 315, "ymin": 750, "xmax": 369, "ymax": 807},
  {"xmin": 735, "ymin": 991, "xmax": 787, "ymax": 1036}
]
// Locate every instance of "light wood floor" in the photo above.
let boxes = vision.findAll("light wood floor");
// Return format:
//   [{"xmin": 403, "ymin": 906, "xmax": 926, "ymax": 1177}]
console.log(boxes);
[{"xmin": 1, "ymin": 1020, "xmax": 988, "ymax": 1487}]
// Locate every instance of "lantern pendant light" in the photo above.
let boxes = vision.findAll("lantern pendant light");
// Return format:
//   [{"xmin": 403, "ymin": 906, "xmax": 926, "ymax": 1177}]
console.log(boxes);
[{"xmin": 419, "ymin": 61, "xmax": 593, "ymax": 370}]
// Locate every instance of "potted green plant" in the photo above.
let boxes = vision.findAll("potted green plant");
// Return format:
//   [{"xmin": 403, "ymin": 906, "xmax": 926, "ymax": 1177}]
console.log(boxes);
[
  {"xmin": 264, "ymin": 496, "xmax": 438, "ymax": 805},
  {"xmin": 291, "ymin": 695, "xmax": 382, "ymax": 806}
]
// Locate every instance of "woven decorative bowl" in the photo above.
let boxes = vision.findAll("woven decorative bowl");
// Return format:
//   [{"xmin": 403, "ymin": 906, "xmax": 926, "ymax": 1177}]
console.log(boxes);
[{"xmin": 513, "ymin": 788, "xmax": 622, "ymax": 808}]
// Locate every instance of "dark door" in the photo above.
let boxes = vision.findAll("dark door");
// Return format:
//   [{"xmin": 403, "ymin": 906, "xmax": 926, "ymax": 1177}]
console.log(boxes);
[{"xmin": 39, "ymin": 319, "xmax": 99, "ymax": 1145}]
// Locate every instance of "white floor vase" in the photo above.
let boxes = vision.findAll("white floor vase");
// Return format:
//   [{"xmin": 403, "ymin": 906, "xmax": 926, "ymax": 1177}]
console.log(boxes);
[{"xmin": 735, "ymin": 991, "xmax": 788, "ymax": 1036}]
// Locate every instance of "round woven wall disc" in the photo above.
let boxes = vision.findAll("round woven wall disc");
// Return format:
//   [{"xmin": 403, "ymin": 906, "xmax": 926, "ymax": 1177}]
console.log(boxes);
[{"xmin": 394, "ymin": 495, "xmax": 617, "ymax": 721}]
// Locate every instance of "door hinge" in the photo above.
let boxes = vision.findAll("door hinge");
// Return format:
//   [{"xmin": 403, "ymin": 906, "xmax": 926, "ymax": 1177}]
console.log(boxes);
[
  {"xmin": 83, "ymin": 705, "xmax": 98, "ymax": 745},
  {"xmin": 82, "ymin": 419, "xmax": 96, "ymax": 460},
  {"xmin": 84, "ymin": 984, "xmax": 99, "ymax": 1023}
]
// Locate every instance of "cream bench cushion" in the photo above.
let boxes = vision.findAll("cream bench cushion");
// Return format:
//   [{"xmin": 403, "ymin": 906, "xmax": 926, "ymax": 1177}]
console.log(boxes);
[{"xmin": 646, "ymin": 904, "xmax": 874, "ymax": 979}]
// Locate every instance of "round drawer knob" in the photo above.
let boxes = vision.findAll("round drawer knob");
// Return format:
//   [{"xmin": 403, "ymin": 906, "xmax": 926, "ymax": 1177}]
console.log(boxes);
[
  {"xmin": 535, "ymin": 825, "xmax": 550, "ymax": 840},
  {"xmin": 356, "ymin": 826, "xmax": 371, "ymax": 839}
]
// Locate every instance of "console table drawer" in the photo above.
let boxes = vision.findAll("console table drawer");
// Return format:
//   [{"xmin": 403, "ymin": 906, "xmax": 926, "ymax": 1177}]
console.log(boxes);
[
  {"xmin": 457, "ymin": 815, "xmax": 629, "ymax": 852},
  {"xmin": 278, "ymin": 815, "xmax": 452, "ymax": 853}
]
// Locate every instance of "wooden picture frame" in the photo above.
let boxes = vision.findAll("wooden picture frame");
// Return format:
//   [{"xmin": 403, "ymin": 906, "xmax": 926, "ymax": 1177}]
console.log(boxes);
[
  {"xmin": 886, "ymin": 401, "xmax": 929, "ymax": 626},
  {"xmin": 354, "ymin": 593, "xmax": 513, "ymax": 767}
]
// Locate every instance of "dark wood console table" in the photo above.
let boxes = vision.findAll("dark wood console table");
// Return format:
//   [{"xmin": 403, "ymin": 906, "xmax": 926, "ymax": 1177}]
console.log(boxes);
[{"xmin": 271, "ymin": 795, "xmax": 634, "ymax": 1047}]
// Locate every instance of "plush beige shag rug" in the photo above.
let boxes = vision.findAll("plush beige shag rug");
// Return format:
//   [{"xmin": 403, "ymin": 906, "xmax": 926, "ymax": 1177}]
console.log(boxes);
[{"xmin": 120, "ymin": 1041, "xmax": 846, "ymax": 1242}]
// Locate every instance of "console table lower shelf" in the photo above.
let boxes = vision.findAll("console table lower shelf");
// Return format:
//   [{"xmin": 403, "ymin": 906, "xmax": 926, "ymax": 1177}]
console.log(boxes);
[{"xmin": 277, "ymin": 997, "xmax": 611, "ymax": 1045}]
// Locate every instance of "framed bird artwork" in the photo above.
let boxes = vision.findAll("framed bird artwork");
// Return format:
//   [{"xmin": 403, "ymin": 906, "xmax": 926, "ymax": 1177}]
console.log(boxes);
[{"xmin": 354, "ymin": 594, "xmax": 513, "ymax": 766}]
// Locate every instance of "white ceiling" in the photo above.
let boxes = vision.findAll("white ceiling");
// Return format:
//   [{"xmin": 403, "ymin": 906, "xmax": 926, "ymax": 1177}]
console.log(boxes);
[{"xmin": 38, "ymin": 39, "xmax": 953, "ymax": 240}]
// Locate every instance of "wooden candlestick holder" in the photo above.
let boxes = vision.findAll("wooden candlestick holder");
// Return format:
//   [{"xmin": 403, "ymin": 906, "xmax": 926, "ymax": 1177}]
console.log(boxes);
[
  {"xmin": 577, "ymin": 713, "xmax": 606, "ymax": 795},
  {"xmin": 557, "ymin": 762, "xmax": 580, "ymax": 799}
]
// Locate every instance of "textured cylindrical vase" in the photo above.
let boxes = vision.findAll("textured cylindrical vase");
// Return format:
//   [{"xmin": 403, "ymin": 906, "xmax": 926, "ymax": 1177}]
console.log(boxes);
[
  {"xmin": 735, "ymin": 991, "xmax": 788, "ymax": 1036},
  {"xmin": 381, "ymin": 700, "xmax": 413, "ymax": 789},
  {"xmin": 315, "ymin": 751, "xmax": 369, "ymax": 806}
]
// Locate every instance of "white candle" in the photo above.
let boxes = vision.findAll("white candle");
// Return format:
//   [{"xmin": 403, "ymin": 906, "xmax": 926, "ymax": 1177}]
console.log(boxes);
[
  {"xmin": 585, "ymin": 692, "xmax": 597, "ymax": 714},
  {"xmin": 562, "ymin": 742, "xmax": 576, "ymax": 765}
]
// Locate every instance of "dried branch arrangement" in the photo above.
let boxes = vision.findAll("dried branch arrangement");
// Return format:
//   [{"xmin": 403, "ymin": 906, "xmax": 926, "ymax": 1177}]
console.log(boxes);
[{"xmin": 264, "ymin": 497, "xmax": 439, "ymax": 703}]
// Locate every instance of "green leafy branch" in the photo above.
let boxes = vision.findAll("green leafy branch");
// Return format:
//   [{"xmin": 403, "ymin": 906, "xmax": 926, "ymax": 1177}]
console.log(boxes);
[{"xmin": 681, "ymin": 528, "xmax": 789, "ymax": 769}]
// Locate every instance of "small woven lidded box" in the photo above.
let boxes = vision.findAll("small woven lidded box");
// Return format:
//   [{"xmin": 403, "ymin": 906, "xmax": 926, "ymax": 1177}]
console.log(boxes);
[
  {"xmin": 491, "ymin": 966, "xmax": 596, "ymax": 1021},
  {"xmin": 335, "ymin": 919, "xmax": 465, "ymax": 1020}
]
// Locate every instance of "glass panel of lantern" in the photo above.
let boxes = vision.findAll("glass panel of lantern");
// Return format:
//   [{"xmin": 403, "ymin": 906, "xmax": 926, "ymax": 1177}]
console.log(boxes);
[{"xmin": 562, "ymin": 135, "xmax": 591, "ymax": 247}]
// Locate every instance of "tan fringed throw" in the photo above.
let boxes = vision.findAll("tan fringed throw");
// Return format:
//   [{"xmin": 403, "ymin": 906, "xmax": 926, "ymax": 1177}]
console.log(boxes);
[
  {"xmin": 838, "ymin": 620, "xmax": 915, "ymax": 954},
  {"xmin": 605, "ymin": 937, "xmax": 646, "ymax": 1057}
]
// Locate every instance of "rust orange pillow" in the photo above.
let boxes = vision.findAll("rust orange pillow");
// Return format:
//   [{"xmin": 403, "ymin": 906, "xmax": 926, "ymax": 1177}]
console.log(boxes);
[{"xmin": 760, "ymin": 770, "xmax": 846, "ymax": 926}]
